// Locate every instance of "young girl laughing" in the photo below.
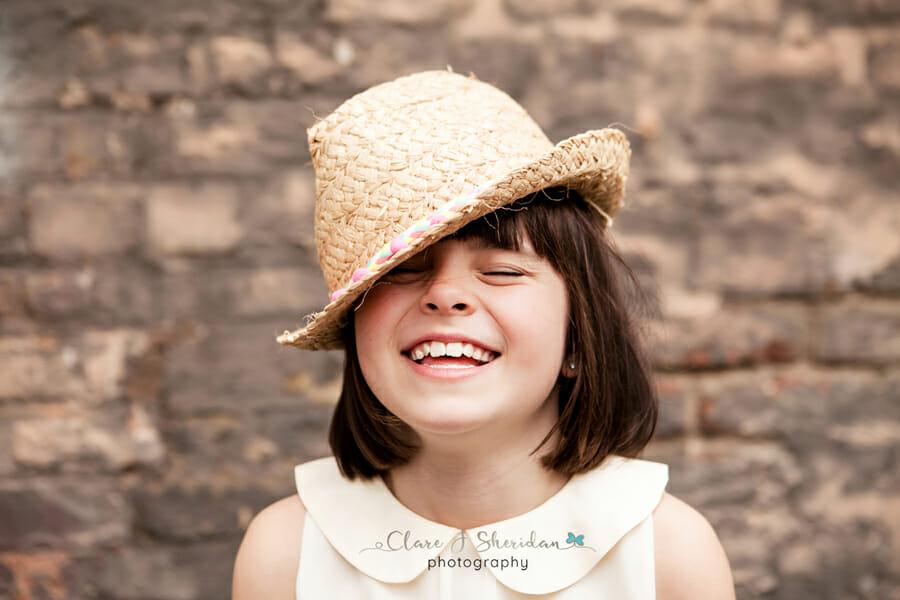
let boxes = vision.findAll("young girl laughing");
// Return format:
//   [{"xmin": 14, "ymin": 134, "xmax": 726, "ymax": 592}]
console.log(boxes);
[{"xmin": 233, "ymin": 70, "xmax": 734, "ymax": 599}]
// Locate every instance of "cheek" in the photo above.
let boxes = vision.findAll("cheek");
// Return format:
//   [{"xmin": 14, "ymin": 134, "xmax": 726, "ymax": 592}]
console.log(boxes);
[
  {"xmin": 506, "ymin": 287, "xmax": 569, "ymax": 364},
  {"xmin": 352, "ymin": 285, "xmax": 407, "ymax": 394}
]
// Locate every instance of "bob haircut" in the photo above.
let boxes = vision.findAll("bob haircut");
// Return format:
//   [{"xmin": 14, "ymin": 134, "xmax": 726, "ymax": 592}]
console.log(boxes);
[{"xmin": 330, "ymin": 187, "xmax": 658, "ymax": 479}]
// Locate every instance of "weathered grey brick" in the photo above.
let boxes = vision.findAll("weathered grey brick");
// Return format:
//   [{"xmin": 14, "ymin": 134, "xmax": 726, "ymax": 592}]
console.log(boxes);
[
  {"xmin": 24, "ymin": 266, "xmax": 159, "ymax": 325},
  {"xmin": 693, "ymin": 193, "xmax": 831, "ymax": 297},
  {"xmin": 242, "ymin": 168, "xmax": 316, "ymax": 250},
  {"xmin": 604, "ymin": 0, "xmax": 690, "ymax": 23},
  {"xmin": 130, "ymin": 485, "xmax": 273, "ymax": 542},
  {"xmin": 0, "ymin": 270, "xmax": 30, "ymax": 332},
  {"xmin": 0, "ymin": 336, "xmax": 81, "ymax": 400},
  {"xmin": 146, "ymin": 183, "xmax": 244, "ymax": 256},
  {"xmin": 95, "ymin": 546, "xmax": 198, "ymax": 600},
  {"xmin": 328, "ymin": 0, "xmax": 474, "ymax": 25},
  {"xmin": 27, "ymin": 183, "xmax": 143, "ymax": 259},
  {"xmin": 654, "ymin": 374, "xmax": 694, "ymax": 437},
  {"xmin": 210, "ymin": 36, "xmax": 273, "ymax": 89},
  {"xmin": 817, "ymin": 298, "xmax": 900, "ymax": 364},
  {"xmin": 504, "ymin": 0, "xmax": 579, "ymax": 19},
  {"xmin": 163, "ymin": 266, "xmax": 327, "ymax": 319},
  {"xmin": 648, "ymin": 302, "xmax": 809, "ymax": 369},
  {"xmin": 872, "ymin": 41, "xmax": 900, "ymax": 89},
  {"xmin": 12, "ymin": 405, "xmax": 164, "ymax": 471},
  {"xmin": 172, "ymin": 541, "xmax": 241, "ymax": 600},
  {"xmin": 169, "ymin": 100, "xmax": 307, "ymax": 175},
  {"xmin": 164, "ymin": 320, "xmax": 343, "ymax": 414},
  {"xmin": 0, "ymin": 478, "xmax": 131, "ymax": 550},
  {"xmin": 706, "ymin": 0, "xmax": 781, "ymax": 26},
  {"xmin": 275, "ymin": 32, "xmax": 342, "ymax": 85},
  {"xmin": 0, "ymin": 197, "xmax": 25, "ymax": 258}
]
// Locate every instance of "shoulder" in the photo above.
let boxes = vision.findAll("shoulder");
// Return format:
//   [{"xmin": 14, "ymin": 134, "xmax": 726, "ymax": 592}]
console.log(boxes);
[
  {"xmin": 653, "ymin": 493, "xmax": 735, "ymax": 600},
  {"xmin": 232, "ymin": 494, "xmax": 306, "ymax": 600}
]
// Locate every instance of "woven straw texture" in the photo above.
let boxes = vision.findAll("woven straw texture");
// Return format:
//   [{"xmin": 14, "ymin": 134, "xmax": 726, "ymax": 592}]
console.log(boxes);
[{"xmin": 278, "ymin": 70, "xmax": 631, "ymax": 350}]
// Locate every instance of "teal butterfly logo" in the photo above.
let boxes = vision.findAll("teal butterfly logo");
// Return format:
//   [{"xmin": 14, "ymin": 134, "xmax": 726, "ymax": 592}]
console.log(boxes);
[{"xmin": 566, "ymin": 532, "xmax": 584, "ymax": 547}]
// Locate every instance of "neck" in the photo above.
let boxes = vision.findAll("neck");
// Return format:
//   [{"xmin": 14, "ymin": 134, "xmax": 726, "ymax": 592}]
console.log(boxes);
[{"xmin": 382, "ymin": 411, "xmax": 568, "ymax": 530}]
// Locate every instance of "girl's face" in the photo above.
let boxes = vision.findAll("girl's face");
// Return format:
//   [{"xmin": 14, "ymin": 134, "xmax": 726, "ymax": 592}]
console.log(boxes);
[{"xmin": 354, "ymin": 235, "xmax": 569, "ymax": 441}]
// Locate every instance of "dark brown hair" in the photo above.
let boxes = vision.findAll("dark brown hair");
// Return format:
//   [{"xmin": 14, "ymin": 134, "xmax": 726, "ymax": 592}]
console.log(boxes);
[{"xmin": 330, "ymin": 187, "xmax": 658, "ymax": 479}]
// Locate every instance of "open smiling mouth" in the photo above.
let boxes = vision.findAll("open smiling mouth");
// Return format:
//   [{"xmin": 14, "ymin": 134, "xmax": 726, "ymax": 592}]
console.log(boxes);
[{"xmin": 402, "ymin": 341, "xmax": 499, "ymax": 369}]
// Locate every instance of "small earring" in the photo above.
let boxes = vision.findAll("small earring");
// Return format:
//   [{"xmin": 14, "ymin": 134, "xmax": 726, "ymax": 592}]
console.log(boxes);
[{"xmin": 568, "ymin": 361, "xmax": 576, "ymax": 370}]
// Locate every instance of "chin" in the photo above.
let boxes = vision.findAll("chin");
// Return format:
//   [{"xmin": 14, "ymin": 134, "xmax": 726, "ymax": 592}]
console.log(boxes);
[{"xmin": 399, "ymin": 402, "xmax": 497, "ymax": 437}]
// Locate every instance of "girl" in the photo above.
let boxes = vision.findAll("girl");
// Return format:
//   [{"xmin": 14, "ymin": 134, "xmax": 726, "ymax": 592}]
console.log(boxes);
[{"xmin": 233, "ymin": 70, "xmax": 734, "ymax": 599}]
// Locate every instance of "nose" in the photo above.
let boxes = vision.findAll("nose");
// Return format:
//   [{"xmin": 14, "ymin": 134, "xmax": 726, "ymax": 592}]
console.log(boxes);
[{"xmin": 419, "ymin": 273, "xmax": 476, "ymax": 316}]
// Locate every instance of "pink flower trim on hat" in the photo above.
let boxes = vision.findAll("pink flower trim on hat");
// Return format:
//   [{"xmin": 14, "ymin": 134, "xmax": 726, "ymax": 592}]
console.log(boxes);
[{"xmin": 329, "ymin": 185, "xmax": 488, "ymax": 303}]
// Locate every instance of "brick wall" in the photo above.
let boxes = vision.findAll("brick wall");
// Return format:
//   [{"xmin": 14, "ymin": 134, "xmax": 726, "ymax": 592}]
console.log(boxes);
[{"xmin": 0, "ymin": 0, "xmax": 898, "ymax": 598}]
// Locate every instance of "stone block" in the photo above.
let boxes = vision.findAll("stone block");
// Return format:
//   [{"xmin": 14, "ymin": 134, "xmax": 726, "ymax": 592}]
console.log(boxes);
[
  {"xmin": 826, "ymin": 191, "xmax": 900, "ymax": 291},
  {"xmin": 0, "ymin": 270, "xmax": 30, "ymax": 332},
  {"xmin": 828, "ymin": 27, "xmax": 868, "ymax": 86},
  {"xmin": 692, "ymin": 193, "xmax": 831, "ymax": 297},
  {"xmin": 27, "ymin": 183, "xmax": 142, "ymax": 259},
  {"xmin": 654, "ymin": 374, "xmax": 693, "ymax": 437},
  {"xmin": 872, "ymin": 42, "xmax": 900, "ymax": 89},
  {"xmin": 448, "ymin": 41, "xmax": 541, "ymax": 100},
  {"xmin": 162, "ymin": 265, "xmax": 326, "ymax": 320},
  {"xmin": 648, "ymin": 302, "xmax": 809, "ymax": 369},
  {"xmin": 95, "ymin": 547, "xmax": 198, "ymax": 600},
  {"xmin": 243, "ymin": 169, "xmax": 316, "ymax": 250},
  {"xmin": 275, "ymin": 33, "xmax": 341, "ymax": 85},
  {"xmin": 0, "ymin": 197, "xmax": 26, "ymax": 258},
  {"xmin": 79, "ymin": 329, "xmax": 154, "ymax": 401},
  {"xmin": 706, "ymin": 0, "xmax": 780, "ymax": 26},
  {"xmin": 452, "ymin": 0, "xmax": 542, "ymax": 41},
  {"xmin": 172, "ymin": 541, "xmax": 241, "ymax": 600},
  {"xmin": 256, "ymin": 405, "xmax": 334, "ymax": 461},
  {"xmin": 0, "ymin": 422, "xmax": 15, "ymax": 476},
  {"xmin": 727, "ymin": 36, "xmax": 837, "ymax": 81},
  {"xmin": 504, "ymin": 0, "xmax": 579, "ymax": 19},
  {"xmin": 146, "ymin": 183, "xmax": 244, "ymax": 255},
  {"xmin": 0, "ymin": 550, "xmax": 70, "ymax": 600},
  {"xmin": 799, "ymin": 0, "xmax": 900, "ymax": 23},
  {"xmin": 0, "ymin": 478, "xmax": 131, "ymax": 550},
  {"xmin": 0, "ymin": 336, "xmax": 80, "ymax": 400},
  {"xmin": 88, "ymin": 59, "xmax": 189, "ymax": 98},
  {"xmin": 186, "ymin": 43, "xmax": 213, "ymax": 93},
  {"xmin": 24, "ymin": 269, "xmax": 93, "ymax": 318},
  {"xmin": 817, "ymin": 299, "xmax": 900, "ymax": 364},
  {"xmin": 603, "ymin": 0, "xmax": 690, "ymax": 22},
  {"xmin": 210, "ymin": 36, "xmax": 272, "ymax": 88},
  {"xmin": 24, "ymin": 266, "xmax": 159, "ymax": 326},
  {"xmin": 163, "ymin": 320, "xmax": 343, "ymax": 414},
  {"xmin": 12, "ymin": 405, "xmax": 164, "ymax": 471},
  {"xmin": 647, "ymin": 438, "xmax": 805, "ymax": 508},
  {"xmin": 130, "ymin": 484, "xmax": 275, "ymax": 542},
  {"xmin": 864, "ymin": 255, "xmax": 900, "ymax": 294},
  {"xmin": 549, "ymin": 13, "xmax": 619, "ymax": 45},
  {"xmin": 695, "ymin": 367, "xmax": 900, "ymax": 466},
  {"xmin": 328, "ymin": 0, "xmax": 473, "ymax": 25},
  {"xmin": 646, "ymin": 436, "xmax": 900, "ymax": 597},
  {"xmin": 171, "ymin": 100, "xmax": 305, "ymax": 174}
]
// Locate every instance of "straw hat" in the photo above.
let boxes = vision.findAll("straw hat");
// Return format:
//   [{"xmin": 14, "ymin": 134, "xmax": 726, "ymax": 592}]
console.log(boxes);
[{"xmin": 277, "ymin": 70, "xmax": 631, "ymax": 350}]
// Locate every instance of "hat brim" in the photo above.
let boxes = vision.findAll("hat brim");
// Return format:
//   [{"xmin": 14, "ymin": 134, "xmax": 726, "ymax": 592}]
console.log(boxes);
[{"xmin": 277, "ymin": 127, "xmax": 630, "ymax": 351}]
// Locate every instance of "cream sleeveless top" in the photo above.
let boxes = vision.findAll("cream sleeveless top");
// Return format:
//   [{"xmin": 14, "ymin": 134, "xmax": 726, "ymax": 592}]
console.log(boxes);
[{"xmin": 294, "ymin": 456, "xmax": 668, "ymax": 599}]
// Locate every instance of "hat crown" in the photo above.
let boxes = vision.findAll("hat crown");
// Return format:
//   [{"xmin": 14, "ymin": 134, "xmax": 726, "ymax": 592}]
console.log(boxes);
[{"xmin": 308, "ymin": 71, "xmax": 553, "ymax": 295}]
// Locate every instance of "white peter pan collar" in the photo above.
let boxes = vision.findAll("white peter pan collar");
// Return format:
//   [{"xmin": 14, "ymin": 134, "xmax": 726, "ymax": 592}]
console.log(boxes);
[{"xmin": 295, "ymin": 455, "xmax": 668, "ymax": 595}]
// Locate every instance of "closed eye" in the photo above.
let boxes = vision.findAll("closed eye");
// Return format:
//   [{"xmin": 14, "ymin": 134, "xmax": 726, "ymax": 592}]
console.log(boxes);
[
  {"xmin": 484, "ymin": 270, "xmax": 523, "ymax": 277},
  {"xmin": 381, "ymin": 266, "xmax": 429, "ymax": 282}
]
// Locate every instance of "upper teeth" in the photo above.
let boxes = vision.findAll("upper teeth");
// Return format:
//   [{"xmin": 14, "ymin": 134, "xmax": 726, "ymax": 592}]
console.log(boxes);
[{"xmin": 408, "ymin": 341, "xmax": 495, "ymax": 363}]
